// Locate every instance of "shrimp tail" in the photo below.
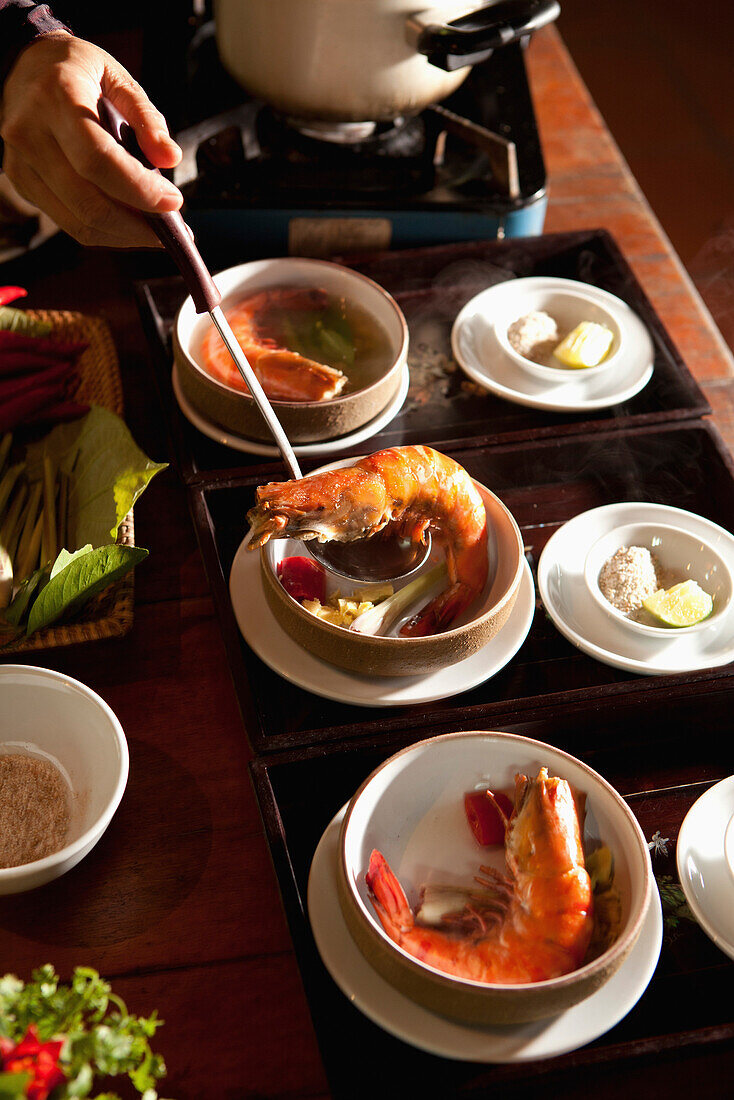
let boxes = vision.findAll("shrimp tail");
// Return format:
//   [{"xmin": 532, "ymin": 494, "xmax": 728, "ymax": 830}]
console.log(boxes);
[
  {"xmin": 365, "ymin": 849, "xmax": 415, "ymax": 938},
  {"xmin": 400, "ymin": 580, "xmax": 477, "ymax": 637}
]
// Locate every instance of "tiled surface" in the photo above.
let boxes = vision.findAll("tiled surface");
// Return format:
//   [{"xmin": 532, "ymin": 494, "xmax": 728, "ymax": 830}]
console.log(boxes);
[{"xmin": 558, "ymin": 0, "xmax": 734, "ymax": 353}]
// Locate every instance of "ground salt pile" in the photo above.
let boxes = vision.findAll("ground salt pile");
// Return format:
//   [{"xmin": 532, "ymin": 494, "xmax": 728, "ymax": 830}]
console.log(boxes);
[{"xmin": 598, "ymin": 545, "xmax": 661, "ymax": 614}]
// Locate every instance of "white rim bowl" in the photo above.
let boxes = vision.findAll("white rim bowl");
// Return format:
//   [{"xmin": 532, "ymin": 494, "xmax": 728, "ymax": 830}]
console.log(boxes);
[
  {"xmin": 494, "ymin": 284, "xmax": 622, "ymax": 383},
  {"xmin": 174, "ymin": 257, "xmax": 408, "ymax": 401},
  {"xmin": 338, "ymin": 730, "xmax": 652, "ymax": 1023},
  {"xmin": 724, "ymin": 812, "xmax": 734, "ymax": 886},
  {"xmin": 584, "ymin": 522, "xmax": 732, "ymax": 637},
  {"xmin": 0, "ymin": 664, "xmax": 129, "ymax": 894}
]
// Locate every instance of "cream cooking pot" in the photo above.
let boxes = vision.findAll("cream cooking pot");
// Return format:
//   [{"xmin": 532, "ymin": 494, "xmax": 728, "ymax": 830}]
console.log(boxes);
[{"xmin": 214, "ymin": 0, "xmax": 559, "ymax": 124}]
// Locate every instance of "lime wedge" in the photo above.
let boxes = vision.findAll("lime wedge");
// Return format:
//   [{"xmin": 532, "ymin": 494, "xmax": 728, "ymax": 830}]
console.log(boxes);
[
  {"xmin": 642, "ymin": 580, "xmax": 713, "ymax": 627},
  {"xmin": 553, "ymin": 321, "xmax": 614, "ymax": 368}
]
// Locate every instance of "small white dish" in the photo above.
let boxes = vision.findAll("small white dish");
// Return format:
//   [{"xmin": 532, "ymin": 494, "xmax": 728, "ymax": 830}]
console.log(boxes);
[
  {"xmin": 537, "ymin": 502, "xmax": 734, "ymax": 675},
  {"xmin": 0, "ymin": 665, "xmax": 128, "ymax": 894},
  {"xmin": 451, "ymin": 276, "xmax": 654, "ymax": 412},
  {"xmin": 229, "ymin": 544, "xmax": 535, "ymax": 706},
  {"xmin": 172, "ymin": 361, "xmax": 409, "ymax": 457},
  {"xmin": 308, "ymin": 805, "xmax": 663, "ymax": 1062},
  {"xmin": 495, "ymin": 283, "xmax": 621, "ymax": 383},
  {"xmin": 677, "ymin": 776, "xmax": 734, "ymax": 961},
  {"xmin": 584, "ymin": 522, "xmax": 732, "ymax": 637}
]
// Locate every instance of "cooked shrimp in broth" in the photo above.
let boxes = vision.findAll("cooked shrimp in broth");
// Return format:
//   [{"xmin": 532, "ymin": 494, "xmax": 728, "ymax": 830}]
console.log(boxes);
[
  {"xmin": 246, "ymin": 445, "xmax": 489, "ymax": 636},
  {"xmin": 200, "ymin": 286, "xmax": 392, "ymax": 403},
  {"xmin": 365, "ymin": 768, "xmax": 595, "ymax": 985}
]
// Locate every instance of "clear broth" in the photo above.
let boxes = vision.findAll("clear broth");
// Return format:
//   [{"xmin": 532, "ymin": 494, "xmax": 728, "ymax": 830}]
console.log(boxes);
[{"xmin": 198, "ymin": 286, "xmax": 395, "ymax": 399}]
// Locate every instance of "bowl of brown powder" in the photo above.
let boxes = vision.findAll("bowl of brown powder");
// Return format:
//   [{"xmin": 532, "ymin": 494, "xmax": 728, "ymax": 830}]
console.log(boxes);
[
  {"xmin": 0, "ymin": 664, "xmax": 128, "ymax": 894},
  {"xmin": 583, "ymin": 522, "xmax": 733, "ymax": 637}
]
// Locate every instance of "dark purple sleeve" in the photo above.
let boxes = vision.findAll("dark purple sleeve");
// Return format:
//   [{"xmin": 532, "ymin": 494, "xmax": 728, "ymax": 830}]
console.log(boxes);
[{"xmin": 0, "ymin": 1, "xmax": 70, "ymax": 89}]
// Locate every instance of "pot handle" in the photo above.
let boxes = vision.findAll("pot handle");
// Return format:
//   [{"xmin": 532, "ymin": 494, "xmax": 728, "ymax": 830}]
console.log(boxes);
[{"xmin": 407, "ymin": 0, "xmax": 560, "ymax": 72}]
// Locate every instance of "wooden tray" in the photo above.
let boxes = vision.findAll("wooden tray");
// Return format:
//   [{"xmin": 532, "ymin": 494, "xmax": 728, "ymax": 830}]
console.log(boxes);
[
  {"xmin": 191, "ymin": 420, "xmax": 734, "ymax": 754},
  {"xmin": 250, "ymin": 712, "xmax": 734, "ymax": 1098},
  {"xmin": 1, "ymin": 310, "xmax": 135, "ymax": 654},
  {"xmin": 135, "ymin": 229, "xmax": 708, "ymax": 485}
]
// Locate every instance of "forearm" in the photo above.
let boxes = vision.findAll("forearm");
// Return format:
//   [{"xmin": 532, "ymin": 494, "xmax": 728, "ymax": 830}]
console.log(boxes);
[{"xmin": 0, "ymin": 1, "xmax": 70, "ymax": 89}]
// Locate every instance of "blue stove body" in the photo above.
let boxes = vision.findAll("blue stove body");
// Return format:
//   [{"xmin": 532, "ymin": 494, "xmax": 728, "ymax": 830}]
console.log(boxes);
[{"xmin": 177, "ymin": 41, "xmax": 549, "ymax": 258}]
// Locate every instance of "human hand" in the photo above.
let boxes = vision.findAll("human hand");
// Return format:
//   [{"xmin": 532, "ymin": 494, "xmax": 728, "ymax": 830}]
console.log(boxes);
[{"xmin": 0, "ymin": 34, "xmax": 183, "ymax": 248}]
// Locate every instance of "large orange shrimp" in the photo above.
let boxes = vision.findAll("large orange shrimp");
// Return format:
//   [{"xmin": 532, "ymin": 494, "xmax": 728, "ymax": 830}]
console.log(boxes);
[
  {"xmin": 246, "ymin": 445, "xmax": 488, "ymax": 636},
  {"xmin": 365, "ymin": 768, "xmax": 594, "ymax": 985},
  {"xmin": 201, "ymin": 287, "xmax": 347, "ymax": 402}
]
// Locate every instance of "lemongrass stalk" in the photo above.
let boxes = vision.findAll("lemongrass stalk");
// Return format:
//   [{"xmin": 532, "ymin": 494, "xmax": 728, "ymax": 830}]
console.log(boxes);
[
  {"xmin": 0, "ymin": 481, "xmax": 27, "ymax": 561},
  {"xmin": 14, "ymin": 480, "xmax": 42, "ymax": 574},
  {"xmin": 57, "ymin": 470, "xmax": 69, "ymax": 550},
  {"xmin": 0, "ymin": 545, "xmax": 12, "ymax": 609},
  {"xmin": 41, "ymin": 455, "xmax": 57, "ymax": 566},
  {"xmin": 0, "ymin": 462, "xmax": 23, "ymax": 518},
  {"xmin": 0, "ymin": 433, "xmax": 11, "ymax": 477},
  {"xmin": 16, "ymin": 511, "xmax": 43, "ymax": 582},
  {"xmin": 349, "ymin": 560, "xmax": 447, "ymax": 636}
]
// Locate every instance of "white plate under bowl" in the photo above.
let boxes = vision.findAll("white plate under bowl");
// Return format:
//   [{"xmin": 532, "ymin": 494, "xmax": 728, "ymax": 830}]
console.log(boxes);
[
  {"xmin": 537, "ymin": 502, "xmax": 734, "ymax": 675},
  {"xmin": 229, "ymin": 543, "xmax": 534, "ymax": 706},
  {"xmin": 308, "ymin": 805, "xmax": 663, "ymax": 1062},
  {"xmin": 677, "ymin": 776, "xmax": 734, "ymax": 961},
  {"xmin": 451, "ymin": 276, "xmax": 654, "ymax": 412},
  {"xmin": 172, "ymin": 361, "xmax": 409, "ymax": 457}
]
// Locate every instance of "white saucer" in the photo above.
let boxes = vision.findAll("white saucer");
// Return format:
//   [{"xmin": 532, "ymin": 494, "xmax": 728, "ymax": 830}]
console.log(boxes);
[
  {"xmin": 229, "ymin": 545, "xmax": 535, "ymax": 707},
  {"xmin": 172, "ymin": 362, "xmax": 409, "ymax": 457},
  {"xmin": 537, "ymin": 502, "xmax": 734, "ymax": 675},
  {"xmin": 677, "ymin": 775, "xmax": 734, "ymax": 961},
  {"xmin": 451, "ymin": 277, "xmax": 654, "ymax": 412},
  {"xmin": 307, "ymin": 806, "xmax": 663, "ymax": 1062}
]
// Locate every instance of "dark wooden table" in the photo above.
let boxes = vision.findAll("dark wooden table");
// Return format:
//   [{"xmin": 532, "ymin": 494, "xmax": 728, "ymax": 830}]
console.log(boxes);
[{"xmin": 1, "ymin": 25, "xmax": 733, "ymax": 1099}]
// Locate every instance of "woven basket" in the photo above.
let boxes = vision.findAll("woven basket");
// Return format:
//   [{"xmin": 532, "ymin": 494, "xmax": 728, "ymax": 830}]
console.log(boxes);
[{"xmin": 3, "ymin": 310, "xmax": 136, "ymax": 654}]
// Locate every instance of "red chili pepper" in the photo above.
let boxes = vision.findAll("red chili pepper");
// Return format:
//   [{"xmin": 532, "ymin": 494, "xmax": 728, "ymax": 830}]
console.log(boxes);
[
  {"xmin": 0, "ymin": 286, "xmax": 27, "ymax": 307},
  {"xmin": 0, "ymin": 383, "xmax": 70, "ymax": 432},
  {"xmin": 0, "ymin": 330, "xmax": 87, "ymax": 356},
  {"xmin": 24, "ymin": 400, "xmax": 89, "ymax": 425},
  {"xmin": 464, "ymin": 789, "xmax": 514, "ymax": 846},
  {"xmin": 277, "ymin": 556, "xmax": 327, "ymax": 603},
  {"xmin": 0, "ymin": 1024, "xmax": 66, "ymax": 1100},
  {"xmin": 0, "ymin": 360, "xmax": 78, "ymax": 400}
]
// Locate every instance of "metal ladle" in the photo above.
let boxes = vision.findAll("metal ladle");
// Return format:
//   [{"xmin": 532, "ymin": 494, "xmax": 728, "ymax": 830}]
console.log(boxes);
[{"xmin": 98, "ymin": 98, "xmax": 430, "ymax": 583}]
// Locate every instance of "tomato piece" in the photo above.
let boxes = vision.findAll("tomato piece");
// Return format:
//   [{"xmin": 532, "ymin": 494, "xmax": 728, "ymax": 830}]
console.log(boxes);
[
  {"xmin": 277, "ymin": 556, "xmax": 327, "ymax": 603},
  {"xmin": 0, "ymin": 286, "xmax": 27, "ymax": 307},
  {"xmin": 464, "ymin": 790, "xmax": 514, "ymax": 846}
]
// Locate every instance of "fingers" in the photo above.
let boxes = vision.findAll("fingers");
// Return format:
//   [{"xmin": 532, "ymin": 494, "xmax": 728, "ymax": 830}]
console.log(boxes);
[
  {"xmin": 4, "ymin": 147, "xmax": 162, "ymax": 249},
  {"xmin": 103, "ymin": 78, "xmax": 182, "ymax": 170},
  {"xmin": 0, "ymin": 35, "xmax": 183, "ymax": 248}
]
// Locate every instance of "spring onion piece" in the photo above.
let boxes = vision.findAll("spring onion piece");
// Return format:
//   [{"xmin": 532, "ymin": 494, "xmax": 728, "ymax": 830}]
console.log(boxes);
[
  {"xmin": 349, "ymin": 560, "xmax": 447, "ymax": 636},
  {"xmin": 41, "ymin": 454, "xmax": 57, "ymax": 565},
  {"xmin": 0, "ymin": 432, "xmax": 11, "ymax": 476},
  {"xmin": 0, "ymin": 545, "xmax": 12, "ymax": 609}
]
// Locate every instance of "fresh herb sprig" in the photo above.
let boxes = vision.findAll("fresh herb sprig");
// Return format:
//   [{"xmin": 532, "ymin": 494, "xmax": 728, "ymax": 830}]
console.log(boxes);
[{"xmin": 0, "ymin": 965, "xmax": 168, "ymax": 1100}]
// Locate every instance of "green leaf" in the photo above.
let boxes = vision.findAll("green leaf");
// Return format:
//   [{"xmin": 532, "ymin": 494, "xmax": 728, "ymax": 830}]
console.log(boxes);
[
  {"xmin": 27, "ymin": 544, "xmax": 148, "ymax": 635},
  {"xmin": 3, "ymin": 565, "xmax": 49, "ymax": 627},
  {"xmin": 50, "ymin": 544, "xmax": 93, "ymax": 579},
  {"xmin": 0, "ymin": 1073, "xmax": 30, "ymax": 1098},
  {"xmin": 25, "ymin": 407, "xmax": 167, "ymax": 549}
]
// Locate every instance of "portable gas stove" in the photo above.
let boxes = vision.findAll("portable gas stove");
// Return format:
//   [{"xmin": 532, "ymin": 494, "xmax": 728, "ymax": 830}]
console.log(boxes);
[{"xmin": 173, "ymin": 37, "xmax": 548, "ymax": 257}]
